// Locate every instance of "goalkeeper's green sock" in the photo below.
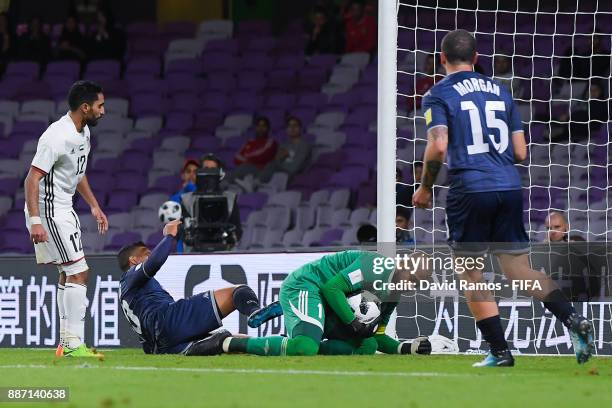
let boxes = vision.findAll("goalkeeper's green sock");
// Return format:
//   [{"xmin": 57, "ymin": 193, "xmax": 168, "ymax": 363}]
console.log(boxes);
[{"xmin": 223, "ymin": 336, "xmax": 288, "ymax": 356}]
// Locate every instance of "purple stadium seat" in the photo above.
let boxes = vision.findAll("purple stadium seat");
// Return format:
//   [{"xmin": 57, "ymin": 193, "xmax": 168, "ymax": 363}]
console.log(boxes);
[
  {"xmin": 113, "ymin": 172, "xmax": 148, "ymax": 194},
  {"xmin": 125, "ymin": 57, "xmax": 161, "ymax": 78},
  {"xmin": 104, "ymin": 231, "xmax": 142, "ymax": 251},
  {"xmin": 4, "ymin": 61, "xmax": 39, "ymax": 81},
  {"xmin": 126, "ymin": 21, "xmax": 158, "ymax": 38},
  {"xmin": 240, "ymin": 54, "xmax": 274, "ymax": 71},
  {"xmin": 152, "ymin": 175, "xmax": 181, "ymax": 192},
  {"xmin": 264, "ymin": 93, "xmax": 297, "ymax": 110},
  {"xmin": 145, "ymin": 230, "xmax": 164, "ymax": 247},
  {"xmin": 191, "ymin": 136, "xmax": 221, "ymax": 152},
  {"xmin": 238, "ymin": 192, "xmax": 268, "ymax": 212},
  {"xmin": 162, "ymin": 21, "xmax": 196, "ymax": 39},
  {"xmin": 106, "ymin": 191, "xmax": 139, "ymax": 212},
  {"xmin": 275, "ymin": 54, "xmax": 304, "ymax": 70},
  {"xmin": 162, "ymin": 112, "xmax": 194, "ymax": 133},
  {"xmin": 14, "ymin": 81, "xmax": 51, "ymax": 101},
  {"xmin": 231, "ymin": 92, "xmax": 261, "ymax": 112},
  {"xmin": 0, "ymin": 140, "xmax": 25, "ymax": 158},
  {"xmin": 166, "ymin": 58, "xmax": 202, "ymax": 77},
  {"xmin": 120, "ymin": 150, "xmax": 153, "ymax": 174},
  {"xmin": 128, "ymin": 37, "xmax": 167, "ymax": 59},
  {"xmin": 237, "ymin": 71, "xmax": 266, "ymax": 92},
  {"xmin": 308, "ymin": 54, "xmax": 337, "ymax": 70},
  {"xmin": 130, "ymin": 92, "xmax": 166, "ymax": 117},
  {"xmin": 201, "ymin": 92, "xmax": 231, "ymax": 114},
  {"xmin": 191, "ymin": 113, "xmax": 223, "ymax": 133},
  {"xmin": 296, "ymin": 92, "xmax": 326, "ymax": 109},
  {"xmin": 206, "ymin": 72, "xmax": 237, "ymax": 92},
  {"xmin": 204, "ymin": 37, "xmax": 238, "ymax": 52},
  {"xmin": 2, "ymin": 210, "xmax": 26, "ymax": 230},
  {"xmin": 297, "ymin": 67, "xmax": 328, "ymax": 91},
  {"xmin": 169, "ymin": 92, "xmax": 199, "ymax": 113},
  {"xmin": 44, "ymin": 61, "xmax": 80, "ymax": 81},
  {"xmin": 237, "ymin": 20, "xmax": 271, "ymax": 37},
  {"xmin": 314, "ymin": 228, "xmax": 344, "ymax": 246},
  {"xmin": 290, "ymin": 108, "xmax": 317, "ymax": 125},
  {"xmin": 201, "ymin": 53, "xmax": 239, "ymax": 73},
  {"xmin": 1, "ymin": 233, "xmax": 33, "ymax": 253},
  {"xmin": 85, "ymin": 60, "xmax": 121, "ymax": 80}
]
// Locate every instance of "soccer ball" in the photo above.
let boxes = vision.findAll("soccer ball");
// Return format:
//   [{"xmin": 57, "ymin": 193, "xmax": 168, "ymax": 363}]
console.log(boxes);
[
  {"xmin": 347, "ymin": 291, "xmax": 381, "ymax": 324},
  {"xmin": 158, "ymin": 201, "xmax": 182, "ymax": 223}
]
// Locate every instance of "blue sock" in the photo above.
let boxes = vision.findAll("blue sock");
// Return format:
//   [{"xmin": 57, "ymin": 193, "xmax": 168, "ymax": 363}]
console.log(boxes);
[
  {"xmin": 476, "ymin": 315, "xmax": 508, "ymax": 354},
  {"xmin": 232, "ymin": 285, "xmax": 260, "ymax": 316}
]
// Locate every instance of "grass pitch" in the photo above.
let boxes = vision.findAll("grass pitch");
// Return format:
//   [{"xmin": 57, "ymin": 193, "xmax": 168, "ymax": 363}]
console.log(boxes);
[{"xmin": 0, "ymin": 349, "xmax": 610, "ymax": 408}]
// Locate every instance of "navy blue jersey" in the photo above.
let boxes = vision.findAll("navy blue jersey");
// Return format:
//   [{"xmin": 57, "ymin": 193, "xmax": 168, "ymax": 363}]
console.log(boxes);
[
  {"xmin": 421, "ymin": 70, "xmax": 524, "ymax": 193},
  {"xmin": 119, "ymin": 236, "xmax": 175, "ymax": 353}
]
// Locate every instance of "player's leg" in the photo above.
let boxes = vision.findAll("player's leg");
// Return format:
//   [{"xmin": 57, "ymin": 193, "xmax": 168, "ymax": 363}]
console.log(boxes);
[
  {"xmin": 446, "ymin": 191, "xmax": 513, "ymax": 367},
  {"xmin": 26, "ymin": 211, "xmax": 66, "ymax": 356},
  {"xmin": 56, "ymin": 270, "xmax": 66, "ymax": 356},
  {"xmin": 319, "ymin": 337, "xmax": 378, "ymax": 355},
  {"xmin": 223, "ymin": 286, "xmax": 324, "ymax": 356},
  {"xmin": 157, "ymin": 290, "xmax": 224, "ymax": 354},
  {"xmin": 492, "ymin": 190, "xmax": 594, "ymax": 363},
  {"xmin": 211, "ymin": 285, "xmax": 283, "ymax": 327}
]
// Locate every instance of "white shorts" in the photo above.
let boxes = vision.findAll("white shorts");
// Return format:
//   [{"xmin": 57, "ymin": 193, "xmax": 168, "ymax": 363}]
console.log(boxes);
[{"xmin": 25, "ymin": 208, "xmax": 88, "ymax": 274}]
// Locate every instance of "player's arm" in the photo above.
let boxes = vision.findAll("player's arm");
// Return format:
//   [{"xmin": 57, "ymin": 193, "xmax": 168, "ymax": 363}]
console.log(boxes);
[
  {"xmin": 127, "ymin": 221, "xmax": 180, "ymax": 287},
  {"xmin": 321, "ymin": 254, "xmax": 380, "ymax": 337},
  {"xmin": 413, "ymin": 94, "xmax": 448, "ymax": 208},
  {"xmin": 509, "ymin": 100, "xmax": 527, "ymax": 162},
  {"xmin": 26, "ymin": 135, "xmax": 59, "ymax": 243},
  {"xmin": 373, "ymin": 303, "xmax": 431, "ymax": 355},
  {"xmin": 24, "ymin": 166, "xmax": 48, "ymax": 243},
  {"xmin": 76, "ymin": 175, "xmax": 108, "ymax": 234}
]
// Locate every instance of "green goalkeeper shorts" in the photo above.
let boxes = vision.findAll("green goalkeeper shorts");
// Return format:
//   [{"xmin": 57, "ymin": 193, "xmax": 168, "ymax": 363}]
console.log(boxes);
[{"xmin": 280, "ymin": 281, "xmax": 325, "ymax": 342}]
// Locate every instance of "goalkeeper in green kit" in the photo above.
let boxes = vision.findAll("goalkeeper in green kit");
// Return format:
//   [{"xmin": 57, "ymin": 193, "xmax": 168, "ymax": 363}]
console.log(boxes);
[{"xmin": 222, "ymin": 250, "xmax": 432, "ymax": 356}]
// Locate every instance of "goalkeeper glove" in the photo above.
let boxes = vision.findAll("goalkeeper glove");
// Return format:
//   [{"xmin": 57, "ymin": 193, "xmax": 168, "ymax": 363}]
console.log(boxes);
[
  {"xmin": 349, "ymin": 317, "xmax": 379, "ymax": 338},
  {"xmin": 399, "ymin": 336, "xmax": 432, "ymax": 355}
]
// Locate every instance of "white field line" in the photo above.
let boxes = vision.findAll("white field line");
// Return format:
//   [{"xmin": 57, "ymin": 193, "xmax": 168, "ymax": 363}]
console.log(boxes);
[{"xmin": 0, "ymin": 364, "xmax": 479, "ymax": 378}]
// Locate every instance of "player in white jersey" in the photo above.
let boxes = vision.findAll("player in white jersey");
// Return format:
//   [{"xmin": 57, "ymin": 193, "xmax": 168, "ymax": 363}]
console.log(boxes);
[{"xmin": 24, "ymin": 80, "xmax": 108, "ymax": 358}]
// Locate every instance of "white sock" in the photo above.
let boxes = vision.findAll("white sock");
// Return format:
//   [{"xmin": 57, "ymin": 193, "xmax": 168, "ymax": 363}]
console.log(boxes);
[
  {"xmin": 64, "ymin": 283, "xmax": 88, "ymax": 349},
  {"xmin": 222, "ymin": 337, "xmax": 233, "ymax": 353},
  {"xmin": 57, "ymin": 284, "xmax": 66, "ymax": 347}
]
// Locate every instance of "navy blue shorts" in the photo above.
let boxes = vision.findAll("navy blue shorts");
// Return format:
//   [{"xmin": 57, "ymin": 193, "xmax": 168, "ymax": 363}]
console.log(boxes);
[
  {"xmin": 445, "ymin": 190, "xmax": 529, "ymax": 254},
  {"xmin": 155, "ymin": 291, "xmax": 222, "ymax": 354}
]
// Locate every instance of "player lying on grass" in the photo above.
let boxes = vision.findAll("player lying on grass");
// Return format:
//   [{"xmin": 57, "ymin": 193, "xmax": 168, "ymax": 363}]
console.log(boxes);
[
  {"xmin": 117, "ymin": 220, "xmax": 281, "ymax": 355},
  {"xmin": 412, "ymin": 29, "xmax": 595, "ymax": 367},
  {"xmin": 221, "ymin": 250, "xmax": 432, "ymax": 356}
]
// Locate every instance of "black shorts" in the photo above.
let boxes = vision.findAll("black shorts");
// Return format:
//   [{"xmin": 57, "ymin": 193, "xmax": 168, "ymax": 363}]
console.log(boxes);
[
  {"xmin": 445, "ymin": 190, "xmax": 529, "ymax": 255},
  {"xmin": 155, "ymin": 291, "xmax": 223, "ymax": 354}
]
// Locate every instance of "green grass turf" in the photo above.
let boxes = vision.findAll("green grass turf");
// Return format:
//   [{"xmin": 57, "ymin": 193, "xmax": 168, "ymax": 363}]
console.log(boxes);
[{"xmin": 0, "ymin": 349, "xmax": 610, "ymax": 408}]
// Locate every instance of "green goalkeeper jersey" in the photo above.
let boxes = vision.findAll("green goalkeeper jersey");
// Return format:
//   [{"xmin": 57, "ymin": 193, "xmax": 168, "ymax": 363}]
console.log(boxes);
[
  {"xmin": 284, "ymin": 250, "xmax": 393, "ymax": 294},
  {"xmin": 283, "ymin": 250, "xmax": 397, "ymax": 325}
]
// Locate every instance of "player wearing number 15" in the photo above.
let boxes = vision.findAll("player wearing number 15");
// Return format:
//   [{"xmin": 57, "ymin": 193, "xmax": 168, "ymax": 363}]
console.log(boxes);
[
  {"xmin": 23, "ymin": 80, "xmax": 108, "ymax": 358},
  {"xmin": 413, "ymin": 30, "xmax": 594, "ymax": 367}
]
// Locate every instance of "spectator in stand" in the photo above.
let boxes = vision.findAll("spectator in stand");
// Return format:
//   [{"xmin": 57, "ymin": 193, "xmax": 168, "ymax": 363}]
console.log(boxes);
[
  {"xmin": 258, "ymin": 117, "xmax": 311, "ymax": 184},
  {"xmin": 492, "ymin": 54, "xmax": 525, "ymax": 100},
  {"xmin": 396, "ymin": 208, "xmax": 414, "ymax": 244},
  {"xmin": 408, "ymin": 54, "xmax": 443, "ymax": 113},
  {"xmin": 306, "ymin": 6, "xmax": 342, "ymax": 55},
  {"xmin": 56, "ymin": 15, "xmax": 87, "ymax": 61},
  {"xmin": 16, "ymin": 16, "xmax": 51, "ymax": 64},
  {"xmin": 559, "ymin": 34, "xmax": 609, "ymax": 81},
  {"xmin": 169, "ymin": 159, "xmax": 199, "ymax": 204},
  {"xmin": 547, "ymin": 82, "xmax": 609, "ymax": 142},
  {"xmin": 88, "ymin": 8, "xmax": 125, "ymax": 60},
  {"xmin": 228, "ymin": 116, "xmax": 278, "ymax": 189},
  {"xmin": 544, "ymin": 211, "xmax": 569, "ymax": 242},
  {"xmin": 0, "ymin": 13, "xmax": 12, "ymax": 71},
  {"xmin": 342, "ymin": 0, "xmax": 376, "ymax": 54}
]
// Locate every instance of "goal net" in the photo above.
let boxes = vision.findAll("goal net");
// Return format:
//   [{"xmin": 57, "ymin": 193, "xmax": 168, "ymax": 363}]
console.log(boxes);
[{"xmin": 391, "ymin": 0, "xmax": 612, "ymax": 355}]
